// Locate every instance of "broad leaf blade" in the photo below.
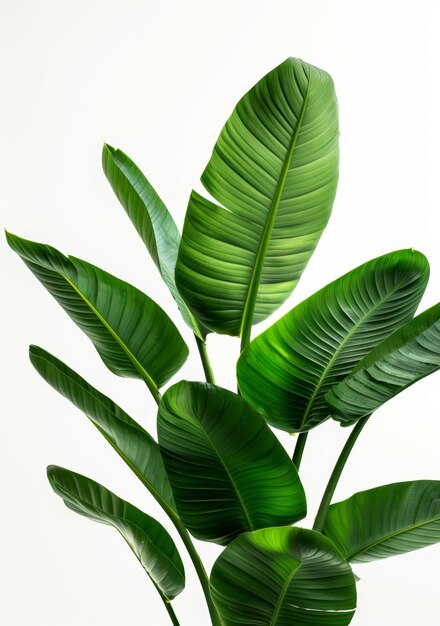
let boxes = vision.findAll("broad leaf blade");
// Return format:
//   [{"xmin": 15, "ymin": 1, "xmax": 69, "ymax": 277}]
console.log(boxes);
[
  {"xmin": 237, "ymin": 249, "xmax": 429, "ymax": 432},
  {"xmin": 210, "ymin": 527, "xmax": 357, "ymax": 625},
  {"xmin": 158, "ymin": 381, "xmax": 306, "ymax": 545},
  {"xmin": 30, "ymin": 346, "xmax": 176, "ymax": 513},
  {"xmin": 323, "ymin": 481, "xmax": 440, "ymax": 563},
  {"xmin": 327, "ymin": 303, "xmax": 440, "ymax": 423},
  {"xmin": 7, "ymin": 232, "xmax": 188, "ymax": 395},
  {"xmin": 176, "ymin": 57, "xmax": 339, "ymax": 336},
  {"xmin": 47, "ymin": 466, "xmax": 185, "ymax": 599},
  {"xmin": 102, "ymin": 145, "xmax": 206, "ymax": 338}
]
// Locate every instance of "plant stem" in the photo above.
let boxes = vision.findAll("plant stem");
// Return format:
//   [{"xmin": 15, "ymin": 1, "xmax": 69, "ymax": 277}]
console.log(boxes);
[
  {"xmin": 155, "ymin": 584, "xmax": 181, "ymax": 626},
  {"xmin": 195, "ymin": 334, "xmax": 216, "ymax": 384},
  {"xmin": 292, "ymin": 432, "xmax": 308, "ymax": 469},
  {"xmin": 313, "ymin": 415, "xmax": 370, "ymax": 532}
]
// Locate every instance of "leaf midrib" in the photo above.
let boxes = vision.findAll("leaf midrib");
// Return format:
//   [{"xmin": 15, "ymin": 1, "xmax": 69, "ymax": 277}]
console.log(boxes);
[
  {"xmin": 239, "ymin": 77, "xmax": 311, "ymax": 345},
  {"xmin": 270, "ymin": 560, "xmax": 301, "ymax": 625}
]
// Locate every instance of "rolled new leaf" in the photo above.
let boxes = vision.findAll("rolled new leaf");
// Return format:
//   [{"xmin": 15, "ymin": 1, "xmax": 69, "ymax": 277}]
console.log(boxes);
[
  {"xmin": 30, "ymin": 346, "xmax": 176, "ymax": 513},
  {"xmin": 323, "ymin": 481, "xmax": 440, "ymax": 563},
  {"xmin": 158, "ymin": 381, "xmax": 306, "ymax": 545},
  {"xmin": 210, "ymin": 527, "xmax": 357, "ymax": 625},
  {"xmin": 327, "ymin": 303, "xmax": 440, "ymax": 423},
  {"xmin": 237, "ymin": 249, "xmax": 429, "ymax": 432},
  {"xmin": 47, "ymin": 466, "xmax": 185, "ymax": 599},
  {"xmin": 102, "ymin": 145, "xmax": 206, "ymax": 339},
  {"xmin": 6, "ymin": 232, "xmax": 188, "ymax": 400},
  {"xmin": 176, "ymin": 57, "xmax": 339, "ymax": 338}
]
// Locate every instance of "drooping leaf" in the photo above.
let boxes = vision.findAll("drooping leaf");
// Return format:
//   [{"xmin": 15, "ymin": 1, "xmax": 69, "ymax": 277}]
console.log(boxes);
[
  {"xmin": 210, "ymin": 526, "xmax": 357, "ymax": 625},
  {"xmin": 323, "ymin": 481, "xmax": 440, "ymax": 563},
  {"xmin": 326, "ymin": 303, "xmax": 440, "ymax": 423},
  {"xmin": 158, "ymin": 381, "xmax": 306, "ymax": 545},
  {"xmin": 47, "ymin": 466, "xmax": 185, "ymax": 599},
  {"xmin": 6, "ymin": 232, "xmax": 188, "ymax": 399},
  {"xmin": 175, "ymin": 57, "xmax": 339, "ymax": 338},
  {"xmin": 237, "ymin": 249, "xmax": 429, "ymax": 433},
  {"xmin": 102, "ymin": 144, "xmax": 206, "ymax": 338},
  {"xmin": 30, "ymin": 346, "xmax": 176, "ymax": 513}
]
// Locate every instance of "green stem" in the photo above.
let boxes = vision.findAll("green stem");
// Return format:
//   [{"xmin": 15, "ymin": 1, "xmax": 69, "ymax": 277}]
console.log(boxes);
[
  {"xmin": 195, "ymin": 334, "xmax": 216, "ymax": 384},
  {"xmin": 313, "ymin": 415, "xmax": 370, "ymax": 532},
  {"xmin": 292, "ymin": 432, "xmax": 308, "ymax": 469},
  {"xmin": 155, "ymin": 585, "xmax": 181, "ymax": 626}
]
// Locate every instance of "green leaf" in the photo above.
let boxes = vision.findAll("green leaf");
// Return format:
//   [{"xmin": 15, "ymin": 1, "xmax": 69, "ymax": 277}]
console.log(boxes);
[
  {"xmin": 175, "ymin": 57, "xmax": 339, "ymax": 339},
  {"xmin": 210, "ymin": 526, "xmax": 357, "ymax": 625},
  {"xmin": 326, "ymin": 303, "xmax": 440, "ymax": 423},
  {"xmin": 237, "ymin": 249, "xmax": 429, "ymax": 433},
  {"xmin": 47, "ymin": 465, "xmax": 185, "ymax": 599},
  {"xmin": 102, "ymin": 144, "xmax": 206, "ymax": 339},
  {"xmin": 6, "ymin": 232, "xmax": 188, "ymax": 400},
  {"xmin": 158, "ymin": 381, "xmax": 306, "ymax": 545},
  {"xmin": 29, "ymin": 346, "xmax": 176, "ymax": 513},
  {"xmin": 323, "ymin": 481, "xmax": 440, "ymax": 563}
]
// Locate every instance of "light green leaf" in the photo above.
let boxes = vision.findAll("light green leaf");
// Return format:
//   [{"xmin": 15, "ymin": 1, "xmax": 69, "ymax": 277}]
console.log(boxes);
[
  {"xmin": 323, "ymin": 481, "xmax": 440, "ymax": 563},
  {"xmin": 326, "ymin": 303, "xmax": 440, "ymax": 423},
  {"xmin": 158, "ymin": 381, "xmax": 306, "ymax": 545},
  {"xmin": 176, "ymin": 57, "xmax": 339, "ymax": 339},
  {"xmin": 47, "ymin": 466, "xmax": 185, "ymax": 599},
  {"xmin": 210, "ymin": 526, "xmax": 357, "ymax": 625},
  {"xmin": 102, "ymin": 145, "xmax": 206, "ymax": 339},
  {"xmin": 237, "ymin": 249, "xmax": 429, "ymax": 433},
  {"xmin": 30, "ymin": 346, "xmax": 176, "ymax": 513},
  {"xmin": 7, "ymin": 232, "xmax": 188, "ymax": 400}
]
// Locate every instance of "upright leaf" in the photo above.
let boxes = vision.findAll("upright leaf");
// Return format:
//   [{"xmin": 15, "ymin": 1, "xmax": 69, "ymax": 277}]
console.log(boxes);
[
  {"xmin": 47, "ymin": 466, "xmax": 185, "ymax": 599},
  {"xmin": 327, "ymin": 303, "xmax": 440, "ymax": 423},
  {"xmin": 30, "ymin": 346, "xmax": 176, "ymax": 512},
  {"xmin": 210, "ymin": 527, "xmax": 357, "ymax": 625},
  {"xmin": 176, "ymin": 57, "xmax": 339, "ymax": 338},
  {"xmin": 7, "ymin": 232, "xmax": 188, "ymax": 399},
  {"xmin": 237, "ymin": 249, "xmax": 429, "ymax": 432},
  {"xmin": 323, "ymin": 481, "xmax": 440, "ymax": 563},
  {"xmin": 158, "ymin": 381, "xmax": 306, "ymax": 545},
  {"xmin": 102, "ymin": 145, "xmax": 206, "ymax": 338}
]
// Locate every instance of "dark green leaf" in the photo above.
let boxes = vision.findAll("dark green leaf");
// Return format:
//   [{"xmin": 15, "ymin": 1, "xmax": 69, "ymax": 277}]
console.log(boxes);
[
  {"xmin": 102, "ymin": 145, "xmax": 206, "ymax": 338},
  {"xmin": 237, "ymin": 249, "xmax": 429, "ymax": 432},
  {"xmin": 158, "ymin": 381, "xmax": 306, "ymax": 545},
  {"xmin": 327, "ymin": 303, "xmax": 440, "ymax": 423},
  {"xmin": 176, "ymin": 57, "xmax": 339, "ymax": 337},
  {"xmin": 6, "ymin": 232, "xmax": 188, "ymax": 399},
  {"xmin": 47, "ymin": 466, "xmax": 185, "ymax": 599},
  {"xmin": 323, "ymin": 481, "xmax": 440, "ymax": 563},
  {"xmin": 210, "ymin": 526, "xmax": 357, "ymax": 625},
  {"xmin": 30, "ymin": 346, "xmax": 176, "ymax": 513}
]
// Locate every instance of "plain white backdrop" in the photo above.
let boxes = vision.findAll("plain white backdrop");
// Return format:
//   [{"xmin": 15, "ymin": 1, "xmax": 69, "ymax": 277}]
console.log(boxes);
[{"xmin": 1, "ymin": 0, "xmax": 439, "ymax": 624}]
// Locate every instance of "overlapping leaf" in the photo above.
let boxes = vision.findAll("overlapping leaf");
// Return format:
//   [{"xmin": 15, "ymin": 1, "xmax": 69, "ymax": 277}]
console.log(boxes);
[
  {"xmin": 47, "ymin": 466, "xmax": 185, "ymax": 599},
  {"xmin": 210, "ymin": 527, "xmax": 357, "ymax": 625},
  {"xmin": 158, "ymin": 381, "xmax": 306, "ymax": 545},
  {"xmin": 102, "ymin": 144, "xmax": 206, "ymax": 338},
  {"xmin": 176, "ymin": 57, "xmax": 339, "ymax": 337},
  {"xmin": 323, "ymin": 481, "xmax": 440, "ymax": 563},
  {"xmin": 7, "ymin": 232, "xmax": 188, "ymax": 398},
  {"xmin": 237, "ymin": 250, "xmax": 429, "ymax": 432},
  {"xmin": 30, "ymin": 346, "xmax": 176, "ymax": 512},
  {"xmin": 327, "ymin": 303, "xmax": 440, "ymax": 423}
]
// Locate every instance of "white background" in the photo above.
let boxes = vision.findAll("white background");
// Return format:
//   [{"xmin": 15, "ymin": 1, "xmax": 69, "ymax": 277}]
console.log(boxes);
[{"xmin": 1, "ymin": 0, "xmax": 439, "ymax": 624}]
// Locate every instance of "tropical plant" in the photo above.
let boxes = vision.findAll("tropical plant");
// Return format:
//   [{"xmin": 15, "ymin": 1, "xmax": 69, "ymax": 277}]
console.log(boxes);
[{"xmin": 7, "ymin": 57, "xmax": 440, "ymax": 625}]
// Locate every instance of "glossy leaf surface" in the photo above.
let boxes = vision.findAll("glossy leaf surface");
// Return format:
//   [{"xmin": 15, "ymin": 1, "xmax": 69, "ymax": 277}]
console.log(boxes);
[
  {"xmin": 210, "ymin": 527, "xmax": 356, "ymax": 625},
  {"xmin": 102, "ymin": 144, "xmax": 206, "ymax": 338},
  {"xmin": 7, "ymin": 232, "xmax": 188, "ymax": 397},
  {"xmin": 158, "ymin": 381, "xmax": 306, "ymax": 545},
  {"xmin": 47, "ymin": 466, "xmax": 185, "ymax": 599},
  {"xmin": 237, "ymin": 249, "xmax": 429, "ymax": 432},
  {"xmin": 323, "ymin": 481, "xmax": 440, "ymax": 563},
  {"xmin": 30, "ymin": 346, "xmax": 176, "ymax": 512},
  {"xmin": 176, "ymin": 57, "xmax": 339, "ymax": 337},
  {"xmin": 327, "ymin": 303, "xmax": 440, "ymax": 422}
]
